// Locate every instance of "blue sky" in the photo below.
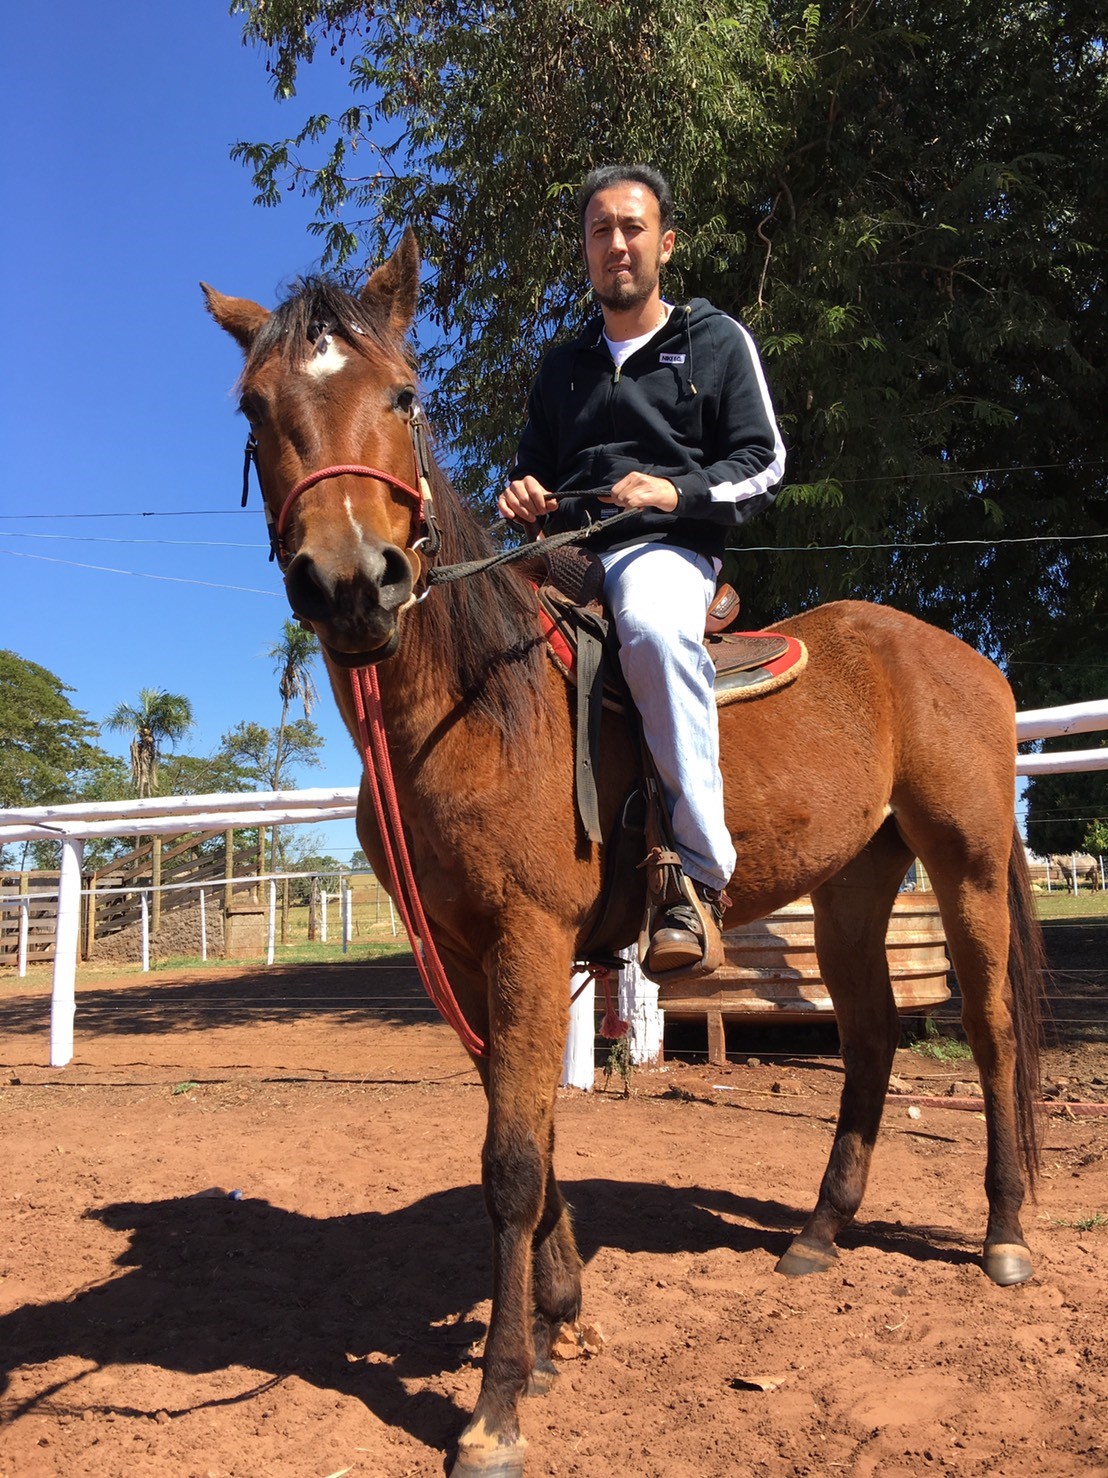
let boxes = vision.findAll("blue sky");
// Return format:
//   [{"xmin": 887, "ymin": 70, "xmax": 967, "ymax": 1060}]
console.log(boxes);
[{"xmin": 2, "ymin": 4, "xmax": 370, "ymax": 858}]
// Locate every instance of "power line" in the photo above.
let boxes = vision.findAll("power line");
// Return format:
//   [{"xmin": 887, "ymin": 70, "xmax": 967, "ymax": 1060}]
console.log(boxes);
[
  {"xmin": 0, "ymin": 547, "xmax": 281, "ymax": 598},
  {"xmin": 0, "ymin": 530, "xmax": 265, "ymax": 549},
  {"xmin": 0, "ymin": 509, "xmax": 252, "ymax": 520},
  {"xmin": 736, "ymin": 532, "xmax": 1108, "ymax": 554}
]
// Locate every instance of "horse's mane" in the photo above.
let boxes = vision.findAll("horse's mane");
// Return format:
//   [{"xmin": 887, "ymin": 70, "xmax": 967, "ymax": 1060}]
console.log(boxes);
[
  {"xmin": 413, "ymin": 459, "xmax": 550, "ymax": 744},
  {"xmin": 253, "ymin": 276, "xmax": 549, "ymax": 744}
]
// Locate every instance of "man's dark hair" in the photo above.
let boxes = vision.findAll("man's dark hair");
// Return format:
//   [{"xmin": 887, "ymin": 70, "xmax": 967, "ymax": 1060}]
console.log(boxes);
[{"xmin": 576, "ymin": 164, "xmax": 675, "ymax": 235}]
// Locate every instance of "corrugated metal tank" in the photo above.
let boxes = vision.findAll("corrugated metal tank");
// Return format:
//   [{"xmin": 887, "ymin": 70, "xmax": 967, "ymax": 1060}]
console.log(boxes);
[{"xmin": 658, "ymin": 891, "xmax": 950, "ymax": 1060}]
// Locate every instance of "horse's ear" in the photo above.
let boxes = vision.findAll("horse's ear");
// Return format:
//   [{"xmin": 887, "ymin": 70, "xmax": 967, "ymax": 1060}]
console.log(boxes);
[
  {"xmin": 360, "ymin": 226, "xmax": 420, "ymax": 334},
  {"xmin": 201, "ymin": 283, "xmax": 270, "ymax": 351}
]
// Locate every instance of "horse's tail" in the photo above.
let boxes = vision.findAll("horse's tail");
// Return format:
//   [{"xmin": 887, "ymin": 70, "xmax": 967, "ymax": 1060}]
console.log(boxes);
[{"xmin": 1007, "ymin": 823, "xmax": 1047, "ymax": 1187}]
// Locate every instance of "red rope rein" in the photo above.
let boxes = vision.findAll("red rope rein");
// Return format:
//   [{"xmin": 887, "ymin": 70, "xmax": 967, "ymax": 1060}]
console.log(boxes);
[{"xmin": 351, "ymin": 665, "xmax": 488, "ymax": 1058}]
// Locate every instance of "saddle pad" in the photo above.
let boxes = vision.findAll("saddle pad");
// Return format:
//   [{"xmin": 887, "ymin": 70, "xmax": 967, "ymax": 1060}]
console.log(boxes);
[{"xmin": 709, "ymin": 630, "xmax": 807, "ymax": 705}]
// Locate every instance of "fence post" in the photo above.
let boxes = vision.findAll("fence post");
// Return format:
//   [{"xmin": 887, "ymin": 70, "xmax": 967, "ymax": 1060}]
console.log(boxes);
[
  {"xmin": 341, "ymin": 878, "xmax": 351, "ymax": 954},
  {"xmin": 223, "ymin": 829, "xmax": 234, "ymax": 913},
  {"xmin": 321, "ymin": 889, "xmax": 329, "ymax": 943},
  {"xmin": 49, "ymin": 836, "xmax": 84, "ymax": 1067},
  {"xmin": 281, "ymin": 876, "xmax": 289, "ymax": 945},
  {"xmin": 152, "ymin": 837, "xmax": 162, "ymax": 937},
  {"xmin": 267, "ymin": 879, "xmax": 277, "ymax": 966},
  {"xmin": 1071, "ymin": 853, "xmax": 1079, "ymax": 895},
  {"xmin": 140, "ymin": 892, "xmax": 150, "ymax": 973},
  {"xmin": 562, "ymin": 970, "xmax": 596, "ymax": 1090},
  {"xmin": 619, "ymin": 948, "xmax": 664, "ymax": 1067},
  {"xmin": 18, "ymin": 894, "xmax": 29, "ymax": 979},
  {"xmin": 85, "ymin": 873, "xmax": 97, "ymax": 960},
  {"xmin": 199, "ymin": 887, "xmax": 208, "ymax": 962},
  {"xmin": 308, "ymin": 878, "xmax": 318, "ymax": 941}
]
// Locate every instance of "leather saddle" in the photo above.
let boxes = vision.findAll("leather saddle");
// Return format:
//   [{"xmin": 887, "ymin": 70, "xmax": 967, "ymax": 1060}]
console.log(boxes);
[{"xmin": 536, "ymin": 545, "xmax": 807, "ymax": 710}]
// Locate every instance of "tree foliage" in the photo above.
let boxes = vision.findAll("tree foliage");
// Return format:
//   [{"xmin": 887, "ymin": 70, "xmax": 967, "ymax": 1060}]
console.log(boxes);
[
  {"xmin": 0, "ymin": 651, "xmax": 120, "ymax": 812},
  {"xmin": 231, "ymin": 2, "xmax": 1106, "ymax": 624},
  {"xmin": 230, "ymin": 0, "xmax": 1107, "ymax": 843}
]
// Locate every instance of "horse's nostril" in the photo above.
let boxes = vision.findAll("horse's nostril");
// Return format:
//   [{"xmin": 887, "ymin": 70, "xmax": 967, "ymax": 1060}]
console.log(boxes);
[
  {"xmin": 285, "ymin": 553, "xmax": 334, "ymax": 620},
  {"xmin": 379, "ymin": 544, "xmax": 414, "ymax": 606}
]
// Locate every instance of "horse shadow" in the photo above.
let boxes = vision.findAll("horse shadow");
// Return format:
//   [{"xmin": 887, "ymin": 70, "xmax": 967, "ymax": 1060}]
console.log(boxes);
[{"xmin": 0, "ymin": 1179, "xmax": 979, "ymax": 1450}]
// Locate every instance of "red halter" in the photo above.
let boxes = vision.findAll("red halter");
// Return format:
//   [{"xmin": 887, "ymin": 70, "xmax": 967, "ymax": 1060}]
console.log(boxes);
[
  {"xmin": 274, "ymin": 464, "xmax": 424, "ymax": 569},
  {"xmin": 258, "ymin": 402, "xmax": 441, "ymax": 570}
]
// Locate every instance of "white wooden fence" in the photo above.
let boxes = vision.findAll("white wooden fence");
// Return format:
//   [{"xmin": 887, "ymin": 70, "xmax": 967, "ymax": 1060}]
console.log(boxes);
[{"xmin": 2, "ymin": 701, "xmax": 1105, "ymax": 1073}]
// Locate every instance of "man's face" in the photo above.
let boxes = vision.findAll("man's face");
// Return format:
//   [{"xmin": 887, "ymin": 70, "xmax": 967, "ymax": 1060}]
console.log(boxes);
[{"xmin": 582, "ymin": 181, "xmax": 675, "ymax": 314}]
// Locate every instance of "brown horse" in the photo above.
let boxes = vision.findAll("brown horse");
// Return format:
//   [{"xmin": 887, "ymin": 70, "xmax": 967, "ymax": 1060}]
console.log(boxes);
[{"xmin": 204, "ymin": 230, "xmax": 1043, "ymax": 1478}]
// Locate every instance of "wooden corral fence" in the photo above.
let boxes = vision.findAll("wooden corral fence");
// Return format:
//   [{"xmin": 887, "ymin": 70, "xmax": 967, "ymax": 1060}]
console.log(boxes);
[{"xmin": 0, "ymin": 871, "xmax": 60, "ymax": 971}]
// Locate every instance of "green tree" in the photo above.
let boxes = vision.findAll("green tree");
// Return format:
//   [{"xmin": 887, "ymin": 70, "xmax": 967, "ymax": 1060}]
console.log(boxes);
[
  {"xmin": 219, "ymin": 717, "xmax": 325, "ymax": 875},
  {"xmin": 270, "ymin": 619, "xmax": 320, "ymax": 793},
  {"xmin": 1083, "ymin": 819, "xmax": 1108, "ymax": 858},
  {"xmin": 229, "ymin": 0, "xmax": 1107, "ymax": 643},
  {"xmin": 0, "ymin": 650, "xmax": 110, "ymax": 811},
  {"xmin": 267, "ymin": 620, "xmax": 320, "ymax": 869},
  {"xmin": 0, "ymin": 651, "xmax": 129, "ymax": 868},
  {"xmin": 105, "ymin": 689, "xmax": 195, "ymax": 798}
]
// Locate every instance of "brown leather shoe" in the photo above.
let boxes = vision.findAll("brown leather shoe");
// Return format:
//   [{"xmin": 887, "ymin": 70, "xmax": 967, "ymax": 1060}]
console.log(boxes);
[{"xmin": 647, "ymin": 884, "xmax": 726, "ymax": 974}]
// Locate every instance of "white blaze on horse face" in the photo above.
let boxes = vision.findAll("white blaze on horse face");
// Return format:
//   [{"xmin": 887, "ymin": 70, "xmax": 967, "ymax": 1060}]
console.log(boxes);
[
  {"xmin": 303, "ymin": 334, "xmax": 348, "ymax": 379},
  {"xmin": 343, "ymin": 493, "xmax": 366, "ymax": 547}
]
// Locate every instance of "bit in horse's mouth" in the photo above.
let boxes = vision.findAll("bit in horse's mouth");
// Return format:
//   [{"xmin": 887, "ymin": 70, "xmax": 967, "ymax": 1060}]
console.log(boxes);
[{"xmin": 322, "ymin": 631, "xmax": 400, "ymax": 668}]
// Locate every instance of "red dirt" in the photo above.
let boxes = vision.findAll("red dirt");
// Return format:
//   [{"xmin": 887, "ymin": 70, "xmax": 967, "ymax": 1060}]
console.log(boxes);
[{"xmin": 1, "ymin": 955, "xmax": 1106, "ymax": 1478}]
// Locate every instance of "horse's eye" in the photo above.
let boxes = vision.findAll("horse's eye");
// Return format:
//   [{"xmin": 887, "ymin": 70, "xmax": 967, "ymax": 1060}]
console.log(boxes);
[
  {"xmin": 239, "ymin": 391, "xmax": 268, "ymax": 426},
  {"xmin": 394, "ymin": 386, "xmax": 417, "ymax": 417}
]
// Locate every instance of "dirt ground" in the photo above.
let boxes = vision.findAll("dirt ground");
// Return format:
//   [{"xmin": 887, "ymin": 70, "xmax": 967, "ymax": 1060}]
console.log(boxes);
[{"xmin": 1, "ymin": 926, "xmax": 1106, "ymax": 1478}]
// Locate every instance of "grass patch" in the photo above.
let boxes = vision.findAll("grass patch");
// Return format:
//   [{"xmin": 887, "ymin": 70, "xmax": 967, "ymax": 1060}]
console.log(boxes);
[
  {"xmin": 151, "ymin": 936, "xmax": 412, "ymax": 972},
  {"xmin": 1036, "ymin": 891, "xmax": 1108, "ymax": 922},
  {"xmin": 1052, "ymin": 1212, "xmax": 1108, "ymax": 1233},
  {"xmin": 908, "ymin": 1016, "xmax": 974, "ymax": 1063}
]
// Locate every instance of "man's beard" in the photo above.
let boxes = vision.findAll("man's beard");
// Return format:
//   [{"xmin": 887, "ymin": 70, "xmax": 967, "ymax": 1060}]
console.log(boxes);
[{"xmin": 593, "ymin": 261, "xmax": 661, "ymax": 313}]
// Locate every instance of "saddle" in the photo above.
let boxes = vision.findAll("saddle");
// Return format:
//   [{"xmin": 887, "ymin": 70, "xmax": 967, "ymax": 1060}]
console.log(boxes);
[
  {"xmin": 536, "ymin": 548, "xmax": 807, "ymax": 711},
  {"xmin": 531, "ymin": 544, "xmax": 808, "ymax": 971}
]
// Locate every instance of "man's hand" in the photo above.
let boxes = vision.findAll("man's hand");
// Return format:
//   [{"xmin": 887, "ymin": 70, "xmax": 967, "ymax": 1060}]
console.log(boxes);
[
  {"xmin": 499, "ymin": 475, "xmax": 556, "ymax": 523},
  {"xmin": 600, "ymin": 471, "xmax": 679, "ymax": 512}
]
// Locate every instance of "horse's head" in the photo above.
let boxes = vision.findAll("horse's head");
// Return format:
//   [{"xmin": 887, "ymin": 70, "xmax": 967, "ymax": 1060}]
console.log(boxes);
[{"xmin": 203, "ymin": 229, "xmax": 427, "ymax": 666}]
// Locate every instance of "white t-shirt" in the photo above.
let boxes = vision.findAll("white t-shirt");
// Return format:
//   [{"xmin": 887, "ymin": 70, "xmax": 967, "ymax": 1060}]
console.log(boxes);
[{"xmin": 603, "ymin": 304, "xmax": 673, "ymax": 368}]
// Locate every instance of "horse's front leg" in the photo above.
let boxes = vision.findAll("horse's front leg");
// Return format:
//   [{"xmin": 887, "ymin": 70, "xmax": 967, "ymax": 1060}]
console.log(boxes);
[
  {"xmin": 528, "ymin": 1146, "xmax": 583, "ymax": 1396},
  {"xmin": 451, "ymin": 915, "xmax": 574, "ymax": 1478}
]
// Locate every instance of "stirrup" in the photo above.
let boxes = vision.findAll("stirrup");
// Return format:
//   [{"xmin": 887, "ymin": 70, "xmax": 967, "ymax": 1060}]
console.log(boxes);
[{"xmin": 637, "ymin": 847, "xmax": 725, "ymax": 978}]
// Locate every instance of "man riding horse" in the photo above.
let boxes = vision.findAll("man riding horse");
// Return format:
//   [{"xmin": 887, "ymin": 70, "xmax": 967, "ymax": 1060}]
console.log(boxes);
[{"xmin": 499, "ymin": 163, "xmax": 786, "ymax": 975}]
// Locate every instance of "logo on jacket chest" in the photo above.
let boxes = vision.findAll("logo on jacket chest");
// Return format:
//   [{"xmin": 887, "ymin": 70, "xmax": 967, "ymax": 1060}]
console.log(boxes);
[{"xmin": 658, "ymin": 352, "xmax": 686, "ymax": 365}]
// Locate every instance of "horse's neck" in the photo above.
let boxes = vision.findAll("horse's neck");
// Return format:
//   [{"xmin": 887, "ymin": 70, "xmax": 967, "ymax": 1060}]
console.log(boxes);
[{"xmin": 329, "ymin": 616, "xmax": 554, "ymax": 803}]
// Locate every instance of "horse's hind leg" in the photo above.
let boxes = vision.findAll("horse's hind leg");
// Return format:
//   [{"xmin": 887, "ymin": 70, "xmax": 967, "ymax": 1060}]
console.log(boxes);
[
  {"xmin": 527, "ymin": 1149, "xmax": 583, "ymax": 1396},
  {"xmin": 778, "ymin": 823, "xmax": 912, "ymax": 1276},
  {"xmin": 927, "ymin": 840, "xmax": 1036, "ymax": 1285}
]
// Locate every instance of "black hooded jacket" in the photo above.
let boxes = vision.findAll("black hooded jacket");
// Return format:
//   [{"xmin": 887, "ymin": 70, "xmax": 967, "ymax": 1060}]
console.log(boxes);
[{"xmin": 511, "ymin": 298, "xmax": 785, "ymax": 560}]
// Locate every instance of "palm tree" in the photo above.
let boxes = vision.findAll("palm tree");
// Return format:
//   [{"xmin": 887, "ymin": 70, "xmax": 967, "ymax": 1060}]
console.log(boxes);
[
  {"xmin": 105, "ymin": 689, "xmax": 194, "ymax": 798},
  {"xmin": 270, "ymin": 620, "xmax": 319, "ymax": 792},
  {"xmin": 267, "ymin": 620, "xmax": 319, "ymax": 870}
]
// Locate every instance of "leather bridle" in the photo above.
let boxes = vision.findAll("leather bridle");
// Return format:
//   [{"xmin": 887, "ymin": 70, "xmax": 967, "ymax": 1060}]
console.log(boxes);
[{"xmin": 241, "ymin": 400, "xmax": 442, "ymax": 575}]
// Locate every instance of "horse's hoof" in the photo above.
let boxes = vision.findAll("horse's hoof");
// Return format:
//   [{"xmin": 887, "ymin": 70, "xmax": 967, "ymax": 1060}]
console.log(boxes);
[
  {"xmin": 984, "ymin": 1242, "xmax": 1033, "ymax": 1286},
  {"xmin": 525, "ymin": 1357, "xmax": 558, "ymax": 1397},
  {"xmin": 449, "ymin": 1448, "xmax": 526, "ymax": 1478},
  {"xmin": 775, "ymin": 1239, "xmax": 838, "ymax": 1277}
]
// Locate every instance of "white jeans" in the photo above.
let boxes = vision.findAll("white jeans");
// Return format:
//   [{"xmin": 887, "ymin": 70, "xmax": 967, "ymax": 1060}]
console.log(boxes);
[{"xmin": 599, "ymin": 542, "xmax": 737, "ymax": 892}]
